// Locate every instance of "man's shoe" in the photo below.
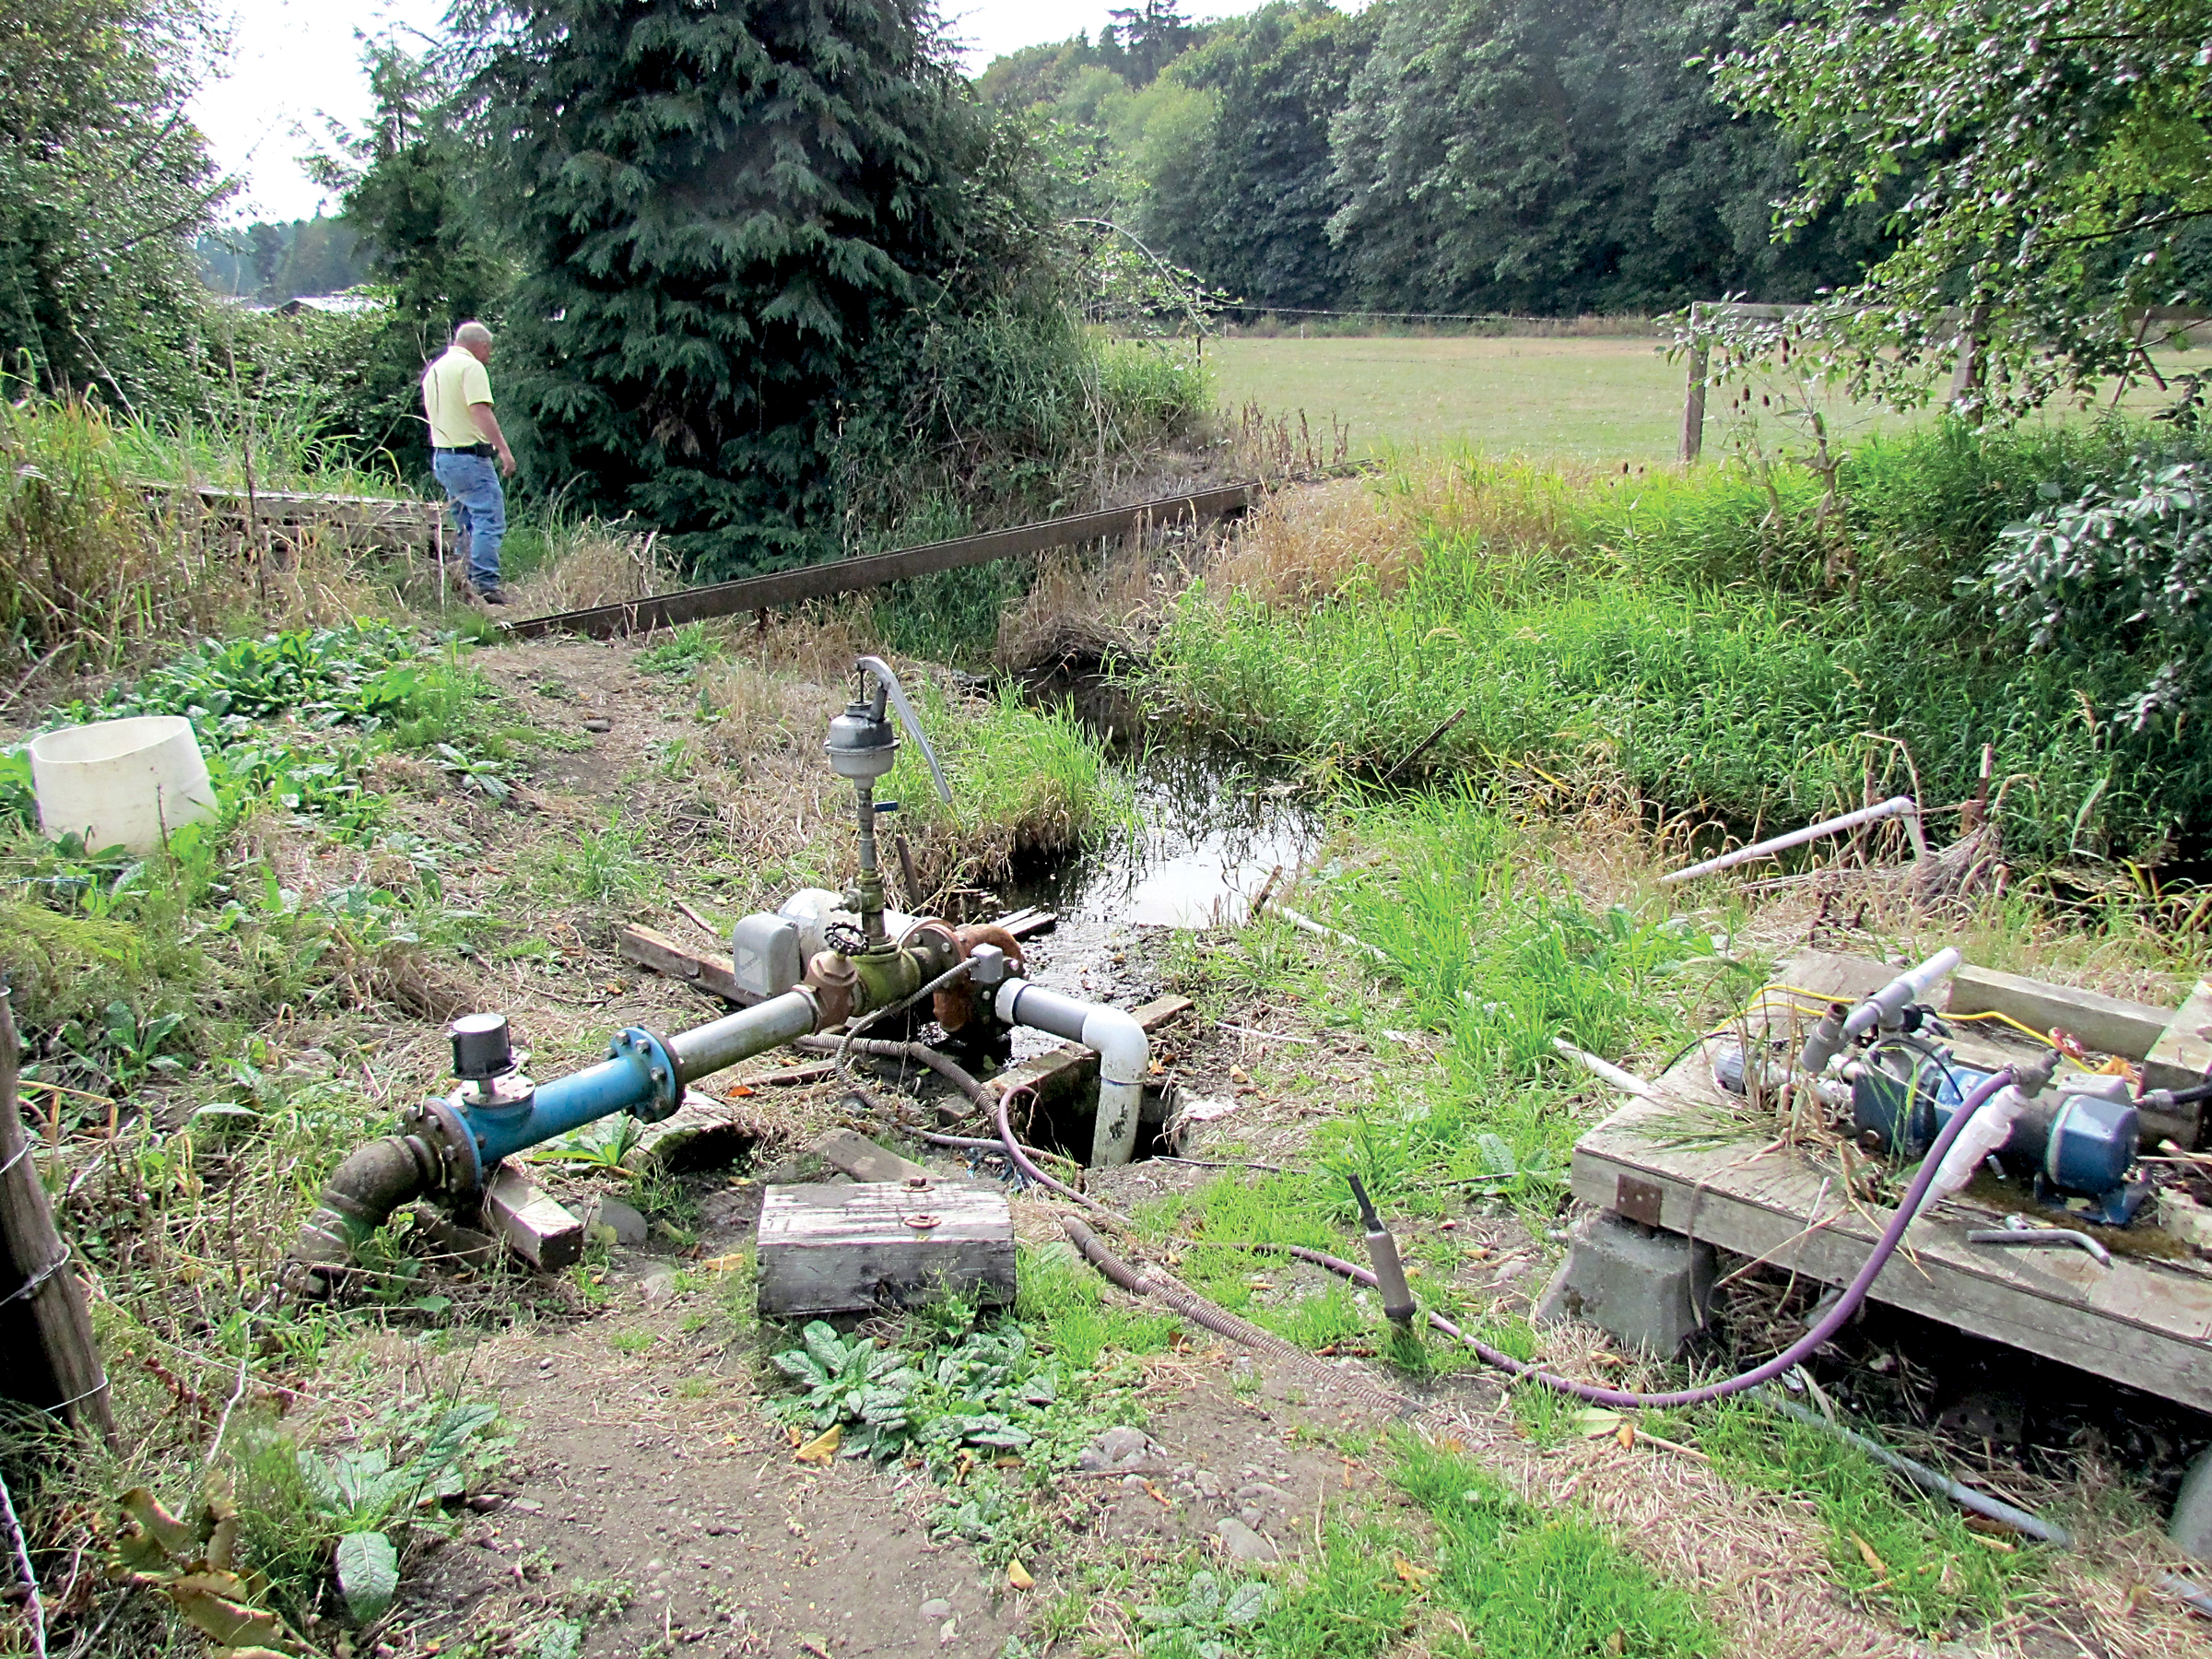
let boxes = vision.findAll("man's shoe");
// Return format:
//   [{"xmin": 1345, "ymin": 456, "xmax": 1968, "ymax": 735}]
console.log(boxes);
[{"xmin": 474, "ymin": 584, "xmax": 511, "ymax": 606}]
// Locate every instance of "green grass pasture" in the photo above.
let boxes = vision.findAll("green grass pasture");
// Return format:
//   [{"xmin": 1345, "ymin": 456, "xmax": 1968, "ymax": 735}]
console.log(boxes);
[{"xmin": 1204, "ymin": 333, "xmax": 2204, "ymax": 462}]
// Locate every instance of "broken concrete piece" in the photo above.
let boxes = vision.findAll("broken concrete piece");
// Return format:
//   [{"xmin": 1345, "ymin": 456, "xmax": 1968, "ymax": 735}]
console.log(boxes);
[
  {"xmin": 2159, "ymin": 1191, "xmax": 2212, "ymax": 1253},
  {"xmin": 1077, "ymin": 1425, "xmax": 1156, "ymax": 1472},
  {"xmin": 410, "ymin": 1204, "xmax": 500, "ymax": 1269},
  {"xmin": 635, "ymin": 1088, "xmax": 757, "ymax": 1171},
  {"xmin": 1539, "ymin": 1211, "xmax": 1713, "ymax": 1357},
  {"xmin": 579, "ymin": 1194, "xmax": 649, "ymax": 1246},
  {"xmin": 810, "ymin": 1127, "xmax": 928, "ymax": 1184},
  {"xmin": 757, "ymin": 1180, "xmax": 1014, "ymax": 1317},
  {"xmin": 2172, "ymin": 1447, "xmax": 2212, "ymax": 1561}
]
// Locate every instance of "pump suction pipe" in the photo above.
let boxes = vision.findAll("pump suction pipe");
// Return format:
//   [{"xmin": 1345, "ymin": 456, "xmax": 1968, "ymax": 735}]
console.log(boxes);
[{"xmin": 992, "ymin": 980, "xmax": 1149, "ymax": 1165}]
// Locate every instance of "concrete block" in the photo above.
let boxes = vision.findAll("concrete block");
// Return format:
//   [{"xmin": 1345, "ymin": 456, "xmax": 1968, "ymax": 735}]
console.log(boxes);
[
  {"xmin": 579, "ymin": 1194, "xmax": 649, "ymax": 1246},
  {"xmin": 1544, "ymin": 1211, "xmax": 1713, "ymax": 1358},
  {"xmin": 2171, "ymin": 1446, "xmax": 2212, "ymax": 1562},
  {"xmin": 2143, "ymin": 978, "xmax": 2212, "ymax": 1147},
  {"xmin": 809, "ymin": 1128, "xmax": 928, "ymax": 1184}
]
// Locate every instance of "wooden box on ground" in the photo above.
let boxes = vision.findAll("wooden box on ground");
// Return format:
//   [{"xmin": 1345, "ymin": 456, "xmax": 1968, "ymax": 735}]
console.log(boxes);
[
  {"xmin": 758, "ymin": 1181, "xmax": 1015, "ymax": 1317},
  {"xmin": 1567, "ymin": 951, "xmax": 2212, "ymax": 1414}
]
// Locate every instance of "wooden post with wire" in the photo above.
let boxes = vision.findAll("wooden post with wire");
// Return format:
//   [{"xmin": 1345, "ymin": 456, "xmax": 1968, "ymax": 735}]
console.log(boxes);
[
  {"xmin": 1679, "ymin": 301, "xmax": 1709, "ymax": 465},
  {"xmin": 0, "ymin": 985, "xmax": 115, "ymax": 1447}
]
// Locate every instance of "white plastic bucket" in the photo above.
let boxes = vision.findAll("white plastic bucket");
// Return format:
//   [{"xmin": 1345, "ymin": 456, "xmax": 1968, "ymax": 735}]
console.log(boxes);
[{"xmin": 29, "ymin": 715, "xmax": 218, "ymax": 853}]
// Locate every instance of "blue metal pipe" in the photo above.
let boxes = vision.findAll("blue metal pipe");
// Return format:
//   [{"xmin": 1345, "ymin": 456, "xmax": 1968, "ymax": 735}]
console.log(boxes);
[
  {"xmin": 469, "ymin": 1041, "xmax": 666, "ymax": 1166},
  {"xmin": 461, "ymin": 992, "xmax": 819, "ymax": 1167}
]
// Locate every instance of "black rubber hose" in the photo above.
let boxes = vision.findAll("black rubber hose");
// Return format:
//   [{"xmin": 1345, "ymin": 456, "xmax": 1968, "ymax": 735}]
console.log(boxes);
[{"xmin": 286, "ymin": 1135, "xmax": 441, "ymax": 1295}]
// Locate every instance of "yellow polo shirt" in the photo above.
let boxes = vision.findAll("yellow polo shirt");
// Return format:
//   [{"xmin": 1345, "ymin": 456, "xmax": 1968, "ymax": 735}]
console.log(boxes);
[{"xmin": 422, "ymin": 346, "xmax": 494, "ymax": 448}]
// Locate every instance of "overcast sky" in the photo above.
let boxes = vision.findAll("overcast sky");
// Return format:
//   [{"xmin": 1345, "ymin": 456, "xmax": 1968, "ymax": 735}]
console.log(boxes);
[{"xmin": 189, "ymin": 1, "xmax": 1271, "ymax": 223}]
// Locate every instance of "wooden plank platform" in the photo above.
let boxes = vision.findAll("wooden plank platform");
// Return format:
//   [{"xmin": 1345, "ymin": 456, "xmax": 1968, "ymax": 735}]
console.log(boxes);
[{"xmin": 1568, "ymin": 951, "xmax": 2212, "ymax": 1413}]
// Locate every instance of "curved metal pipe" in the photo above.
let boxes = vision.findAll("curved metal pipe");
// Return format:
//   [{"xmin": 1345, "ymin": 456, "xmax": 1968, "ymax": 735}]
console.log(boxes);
[{"xmin": 286, "ymin": 1135, "xmax": 441, "ymax": 1294}]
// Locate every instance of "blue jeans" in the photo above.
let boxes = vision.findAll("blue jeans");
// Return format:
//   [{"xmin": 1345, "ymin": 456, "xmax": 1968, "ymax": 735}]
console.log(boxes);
[{"xmin": 432, "ymin": 451, "xmax": 506, "ymax": 590}]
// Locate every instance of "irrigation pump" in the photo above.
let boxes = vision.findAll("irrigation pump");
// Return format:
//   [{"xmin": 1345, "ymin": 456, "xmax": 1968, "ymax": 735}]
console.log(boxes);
[{"xmin": 287, "ymin": 659, "xmax": 1153, "ymax": 1294}]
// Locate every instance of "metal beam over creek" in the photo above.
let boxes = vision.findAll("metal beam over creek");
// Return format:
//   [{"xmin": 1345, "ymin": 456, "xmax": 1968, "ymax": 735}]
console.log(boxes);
[{"xmin": 503, "ymin": 481, "xmax": 1260, "ymax": 641}]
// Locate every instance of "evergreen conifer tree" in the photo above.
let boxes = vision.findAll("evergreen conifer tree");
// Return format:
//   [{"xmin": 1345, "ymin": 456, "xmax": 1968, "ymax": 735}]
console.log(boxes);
[{"xmin": 473, "ymin": 0, "xmax": 1012, "ymax": 573}]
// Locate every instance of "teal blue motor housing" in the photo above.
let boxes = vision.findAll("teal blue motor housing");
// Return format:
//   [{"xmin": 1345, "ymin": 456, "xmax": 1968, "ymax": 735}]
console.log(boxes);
[{"xmin": 1850, "ymin": 1053, "xmax": 2147, "ymax": 1224}]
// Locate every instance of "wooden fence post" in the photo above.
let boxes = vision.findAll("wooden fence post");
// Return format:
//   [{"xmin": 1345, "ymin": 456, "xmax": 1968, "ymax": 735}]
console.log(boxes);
[
  {"xmin": 1947, "ymin": 303, "xmax": 1990, "ymax": 405},
  {"xmin": 1679, "ymin": 303, "xmax": 1709, "ymax": 465},
  {"xmin": 0, "ymin": 986, "xmax": 116, "ymax": 1447}
]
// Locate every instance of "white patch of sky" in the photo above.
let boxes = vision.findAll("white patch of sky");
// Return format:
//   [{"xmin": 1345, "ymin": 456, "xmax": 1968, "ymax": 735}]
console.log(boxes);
[{"xmin": 190, "ymin": 1, "xmax": 1270, "ymax": 224}]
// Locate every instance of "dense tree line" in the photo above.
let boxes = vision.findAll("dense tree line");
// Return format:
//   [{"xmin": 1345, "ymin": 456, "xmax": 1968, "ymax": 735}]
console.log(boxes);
[
  {"xmin": 980, "ymin": 0, "xmax": 1890, "ymax": 317},
  {"xmin": 197, "ymin": 216, "xmax": 369, "ymax": 300}
]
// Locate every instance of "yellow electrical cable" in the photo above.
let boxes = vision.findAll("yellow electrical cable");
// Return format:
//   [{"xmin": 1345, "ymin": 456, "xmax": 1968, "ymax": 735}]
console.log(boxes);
[
  {"xmin": 1945, "ymin": 1008, "xmax": 2063, "ymax": 1049},
  {"xmin": 1765, "ymin": 978, "xmax": 2063, "ymax": 1050}
]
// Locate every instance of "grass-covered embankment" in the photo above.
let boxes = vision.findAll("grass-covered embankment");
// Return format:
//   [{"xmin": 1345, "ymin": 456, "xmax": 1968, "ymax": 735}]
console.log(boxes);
[{"xmin": 1150, "ymin": 420, "xmax": 2212, "ymax": 867}]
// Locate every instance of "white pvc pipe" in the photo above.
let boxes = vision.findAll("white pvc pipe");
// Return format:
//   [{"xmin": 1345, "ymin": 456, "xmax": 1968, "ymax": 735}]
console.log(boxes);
[
  {"xmin": 1841, "ymin": 946, "xmax": 1963, "ymax": 1039},
  {"xmin": 995, "ymin": 981, "xmax": 1150, "ymax": 1166},
  {"xmin": 1659, "ymin": 795, "xmax": 1924, "ymax": 887},
  {"xmin": 1554, "ymin": 1039, "xmax": 1661, "ymax": 1100}
]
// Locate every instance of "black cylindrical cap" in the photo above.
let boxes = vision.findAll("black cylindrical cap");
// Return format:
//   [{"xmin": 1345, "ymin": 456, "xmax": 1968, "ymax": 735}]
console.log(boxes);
[{"xmin": 450, "ymin": 1012, "xmax": 512, "ymax": 1079}]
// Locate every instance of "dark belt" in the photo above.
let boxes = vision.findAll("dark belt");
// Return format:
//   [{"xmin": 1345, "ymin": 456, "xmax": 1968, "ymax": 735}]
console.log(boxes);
[{"xmin": 433, "ymin": 442, "xmax": 494, "ymax": 458}]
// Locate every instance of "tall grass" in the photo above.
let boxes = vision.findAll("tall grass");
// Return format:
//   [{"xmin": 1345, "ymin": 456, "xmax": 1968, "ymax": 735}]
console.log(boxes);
[
  {"xmin": 1150, "ymin": 422, "xmax": 2212, "ymax": 865},
  {"xmin": 0, "ymin": 398, "xmax": 388, "ymax": 664},
  {"xmin": 885, "ymin": 680, "xmax": 1140, "ymax": 891}
]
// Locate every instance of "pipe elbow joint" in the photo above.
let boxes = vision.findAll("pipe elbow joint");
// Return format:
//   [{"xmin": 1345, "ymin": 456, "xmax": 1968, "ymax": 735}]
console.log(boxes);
[
  {"xmin": 285, "ymin": 1134, "xmax": 442, "ymax": 1298},
  {"xmin": 1080, "ymin": 1003, "xmax": 1148, "ymax": 1090},
  {"xmin": 994, "ymin": 981, "xmax": 1149, "ymax": 1165}
]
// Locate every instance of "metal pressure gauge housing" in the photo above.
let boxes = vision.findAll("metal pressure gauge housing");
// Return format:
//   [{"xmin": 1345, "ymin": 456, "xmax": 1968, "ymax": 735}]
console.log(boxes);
[{"xmin": 825, "ymin": 699, "xmax": 899, "ymax": 781}]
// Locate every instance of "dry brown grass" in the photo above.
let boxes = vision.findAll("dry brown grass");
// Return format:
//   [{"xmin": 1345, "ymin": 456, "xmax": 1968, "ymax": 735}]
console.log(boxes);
[
  {"xmin": 506, "ymin": 518, "xmax": 668, "ymax": 614},
  {"xmin": 0, "ymin": 400, "xmax": 395, "ymax": 675},
  {"xmin": 994, "ymin": 548, "xmax": 1164, "ymax": 672},
  {"xmin": 1202, "ymin": 460, "xmax": 1596, "ymax": 607}
]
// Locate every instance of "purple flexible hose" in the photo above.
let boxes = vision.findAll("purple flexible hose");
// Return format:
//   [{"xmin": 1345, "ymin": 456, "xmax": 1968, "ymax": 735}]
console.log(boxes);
[{"xmin": 1293, "ymin": 1066, "xmax": 2018, "ymax": 1409}]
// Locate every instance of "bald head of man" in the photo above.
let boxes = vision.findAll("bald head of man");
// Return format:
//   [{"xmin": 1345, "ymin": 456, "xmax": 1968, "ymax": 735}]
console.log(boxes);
[{"xmin": 455, "ymin": 320, "xmax": 494, "ymax": 363}]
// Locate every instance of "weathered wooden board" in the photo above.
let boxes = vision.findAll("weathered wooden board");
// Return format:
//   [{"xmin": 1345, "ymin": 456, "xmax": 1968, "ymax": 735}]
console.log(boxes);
[
  {"xmin": 1945, "ymin": 965, "xmax": 2173, "ymax": 1063},
  {"xmin": 2144, "ymin": 978, "xmax": 2212, "ymax": 1098},
  {"xmin": 1569, "ymin": 951, "xmax": 2212, "ymax": 1412},
  {"xmin": 155, "ymin": 484, "xmax": 446, "ymax": 553},
  {"xmin": 758, "ymin": 1180, "xmax": 1014, "ymax": 1316},
  {"xmin": 619, "ymin": 922, "xmax": 755, "ymax": 1004}
]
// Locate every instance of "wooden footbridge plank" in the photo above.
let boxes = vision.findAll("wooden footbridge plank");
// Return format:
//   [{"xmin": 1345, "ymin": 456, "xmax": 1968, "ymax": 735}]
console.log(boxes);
[{"xmin": 503, "ymin": 482, "xmax": 1258, "ymax": 641}]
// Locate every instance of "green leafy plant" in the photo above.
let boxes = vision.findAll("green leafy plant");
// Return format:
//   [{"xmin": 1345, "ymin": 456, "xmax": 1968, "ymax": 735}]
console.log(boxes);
[
  {"xmin": 1133, "ymin": 1571, "xmax": 1274, "ymax": 1659},
  {"xmin": 531, "ymin": 1113, "xmax": 643, "ymax": 1172},
  {"xmin": 1985, "ymin": 460, "xmax": 2212, "ymax": 730},
  {"xmin": 767, "ymin": 1320, "xmax": 1071, "ymax": 1466},
  {"xmin": 632, "ymin": 623, "xmax": 724, "ymax": 677},
  {"xmin": 433, "ymin": 742, "xmax": 513, "ymax": 801},
  {"xmin": 55, "ymin": 998, "xmax": 186, "ymax": 1091},
  {"xmin": 768, "ymin": 1322, "xmax": 925, "ymax": 1459},
  {"xmin": 291, "ymin": 1401, "xmax": 505, "ymax": 1625}
]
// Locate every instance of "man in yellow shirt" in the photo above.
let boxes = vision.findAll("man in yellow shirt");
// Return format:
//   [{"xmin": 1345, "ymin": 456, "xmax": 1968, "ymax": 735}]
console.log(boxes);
[{"xmin": 422, "ymin": 320, "xmax": 518, "ymax": 604}]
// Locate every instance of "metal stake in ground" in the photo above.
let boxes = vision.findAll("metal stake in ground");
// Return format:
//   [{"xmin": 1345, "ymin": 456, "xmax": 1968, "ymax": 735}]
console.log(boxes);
[{"xmin": 0, "ymin": 985, "xmax": 115, "ymax": 1446}]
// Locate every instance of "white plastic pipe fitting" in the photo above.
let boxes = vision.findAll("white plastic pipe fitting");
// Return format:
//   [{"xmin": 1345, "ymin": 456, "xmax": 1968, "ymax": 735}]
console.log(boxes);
[{"xmin": 994, "ymin": 980, "xmax": 1150, "ymax": 1166}]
